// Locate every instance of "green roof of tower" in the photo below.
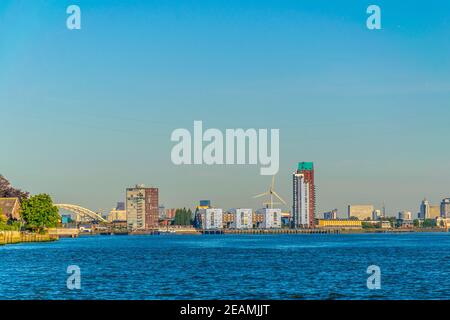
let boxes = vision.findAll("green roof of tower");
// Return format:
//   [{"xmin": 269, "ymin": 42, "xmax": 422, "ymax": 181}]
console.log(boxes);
[{"xmin": 298, "ymin": 162, "xmax": 314, "ymax": 171}]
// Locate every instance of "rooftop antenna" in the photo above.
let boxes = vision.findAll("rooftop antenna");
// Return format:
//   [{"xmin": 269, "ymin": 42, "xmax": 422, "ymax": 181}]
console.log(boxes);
[{"xmin": 253, "ymin": 175, "xmax": 287, "ymax": 209}]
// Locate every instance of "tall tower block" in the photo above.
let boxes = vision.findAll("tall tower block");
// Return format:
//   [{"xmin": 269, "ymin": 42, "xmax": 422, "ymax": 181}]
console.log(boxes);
[{"xmin": 292, "ymin": 162, "xmax": 316, "ymax": 228}]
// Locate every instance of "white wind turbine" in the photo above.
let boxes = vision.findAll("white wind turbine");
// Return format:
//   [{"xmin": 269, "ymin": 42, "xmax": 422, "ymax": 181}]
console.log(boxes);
[{"xmin": 253, "ymin": 175, "xmax": 287, "ymax": 209}]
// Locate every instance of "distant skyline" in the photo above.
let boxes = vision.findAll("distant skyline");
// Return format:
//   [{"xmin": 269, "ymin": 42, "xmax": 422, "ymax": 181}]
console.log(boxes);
[{"xmin": 1, "ymin": 1, "xmax": 450, "ymax": 217}]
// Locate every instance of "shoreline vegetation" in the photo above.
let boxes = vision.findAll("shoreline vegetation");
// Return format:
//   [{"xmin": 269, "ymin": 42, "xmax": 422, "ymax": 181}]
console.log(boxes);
[{"xmin": 0, "ymin": 175, "xmax": 61, "ymax": 246}]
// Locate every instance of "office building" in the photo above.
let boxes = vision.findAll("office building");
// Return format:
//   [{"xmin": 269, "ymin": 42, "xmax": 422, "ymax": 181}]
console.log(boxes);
[
  {"xmin": 430, "ymin": 206, "xmax": 440, "ymax": 219},
  {"xmin": 229, "ymin": 208, "xmax": 253, "ymax": 229},
  {"xmin": 323, "ymin": 209, "xmax": 338, "ymax": 220},
  {"xmin": 348, "ymin": 205, "xmax": 374, "ymax": 220},
  {"xmin": 419, "ymin": 199, "xmax": 430, "ymax": 219},
  {"xmin": 441, "ymin": 198, "xmax": 450, "ymax": 218},
  {"xmin": 372, "ymin": 209, "xmax": 383, "ymax": 221},
  {"xmin": 292, "ymin": 162, "xmax": 315, "ymax": 228},
  {"xmin": 126, "ymin": 184, "xmax": 159, "ymax": 231}
]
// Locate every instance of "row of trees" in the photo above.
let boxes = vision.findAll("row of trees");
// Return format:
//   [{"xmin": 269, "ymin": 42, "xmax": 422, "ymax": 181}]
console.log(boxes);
[
  {"xmin": 0, "ymin": 175, "xmax": 59, "ymax": 232},
  {"xmin": 173, "ymin": 208, "xmax": 193, "ymax": 226}
]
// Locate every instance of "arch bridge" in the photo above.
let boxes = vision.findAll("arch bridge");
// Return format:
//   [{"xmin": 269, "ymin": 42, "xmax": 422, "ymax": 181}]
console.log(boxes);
[{"xmin": 55, "ymin": 204, "xmax": 107, "ymax": 223}]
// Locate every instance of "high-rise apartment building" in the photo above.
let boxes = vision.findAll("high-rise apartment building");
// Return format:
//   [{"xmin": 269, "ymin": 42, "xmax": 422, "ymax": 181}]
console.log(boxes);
[
  {"xmin": 292, "ymin": 162, "xmax": 316, "ymax": 228},
  {"xmin": 126, "ymin": 184, "xmax": 159, "ymax": 231}
]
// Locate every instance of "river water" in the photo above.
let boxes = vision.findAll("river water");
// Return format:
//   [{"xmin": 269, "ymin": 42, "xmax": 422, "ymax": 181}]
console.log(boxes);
[{"xmin": 0, "ymin": 233, "xmax": 449, "ymax": 300}]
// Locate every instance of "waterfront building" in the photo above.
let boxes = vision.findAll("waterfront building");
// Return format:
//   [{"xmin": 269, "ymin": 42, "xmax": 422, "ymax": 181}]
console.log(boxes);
[
  {"xmin": 323, "ymin": 209, "xmax": 338, "ymax": 220},
  {"xmin": 441, "ymin": 198, "xmax": 450, "ymax": 218},
  {"xmin": 108, "ymin": 207, "xmax": 127, "ymax": 223},
  {"xmin": 316, "ymin": 219, "xmax": 362, "ymax": 230},
  {"xmin": 292, "ymin": 162, "xmax": 316, "ymax": 228},
  {"xmin": 253, "ymin": 211, "xmax": 264, "ymax": 228},
  {"xmin": 198, "ymin": 208, "xmax": 223, "ymax": 230},
  {"xmin": 257, "ymin": 208, "xmax": 282, "ymax": 229},
  {"xmin": 0, "ymin": 198, "xmax": 21, "ymax": 220},
  {"xmin": 126, "ymin": 184, "xmax": 159, "ymax": 231},
  {"xmin": 194, "ymin": 200, "xmax": 212, "ymax": 228},
  {"xmin": 436, "ymin": 217, "xmax": 450, "ymax": 229},
  {"xmin": 229, "ymin": 208, "xmax": 253, "ymax": 229},
  {"xmin": 380, "ymin": 221, "xmax": 392, "ymax": 229},
  {"xmin": 348, "ymin": 205, "xmax": 374, "ymax": 220},
  {"xmin": 397, "ymin": 211, "xmax": 414, "ymax": 228},
  {"xmin": 281, "ymin": 211, "xmax": 291, "ymax": 226},
  {"xmin": 372, "ymin": 209, "xmax": 383, "ymax": 221}
]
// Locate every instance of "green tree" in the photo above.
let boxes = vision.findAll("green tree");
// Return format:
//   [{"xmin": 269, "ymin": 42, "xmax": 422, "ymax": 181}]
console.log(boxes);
[
  {"xmin": 423, "ymin": 219, "xmax": 436, "ymax": 228},
  {"xmin": 173, "ymin": 208, "xmax": 193, "ymax": 226},
  {"xmin": 21, "ymin": 194, "xmax": 59, "ymax": 232}
]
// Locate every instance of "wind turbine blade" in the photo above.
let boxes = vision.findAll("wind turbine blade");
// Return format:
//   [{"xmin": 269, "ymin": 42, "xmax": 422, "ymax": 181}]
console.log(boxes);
[
  {"xmin": 271, "ymin": 175, "xmax": 275, "ymax": 190},
  {"xmin": 253, "ymin": 192, "xmax": 269, "ymax": 198},
  {"xmin": 272, "ymin": 191, "xmax": 287, "ymax": 205}
]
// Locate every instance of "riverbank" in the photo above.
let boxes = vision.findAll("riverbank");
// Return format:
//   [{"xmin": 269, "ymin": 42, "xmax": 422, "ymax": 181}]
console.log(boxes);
[{"xmin": 0, "ymin": 231, "xmax": 58, "ymax": 245}]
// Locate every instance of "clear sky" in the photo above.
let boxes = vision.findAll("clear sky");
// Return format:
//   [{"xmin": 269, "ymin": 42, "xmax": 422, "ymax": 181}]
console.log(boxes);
[{"xmin": 1, "ymin": 0, "xmax": 450, "ymax": 217}]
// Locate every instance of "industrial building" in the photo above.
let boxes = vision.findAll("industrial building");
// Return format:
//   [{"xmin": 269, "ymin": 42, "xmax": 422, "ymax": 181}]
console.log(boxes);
[
  {"xmin": 316, "ymin": 219, "xmax": 362, "ymax": 230},
  {"xmin": 126, "ymin": 184, "xmax": 159, "ymax": 231},
  {"xmin": 348, "ymin": 204, "xmax": 374, "ymax": 220},
  {"xmin": 292, "ymin": 162, "xmax": 316, "ymax": 228}
]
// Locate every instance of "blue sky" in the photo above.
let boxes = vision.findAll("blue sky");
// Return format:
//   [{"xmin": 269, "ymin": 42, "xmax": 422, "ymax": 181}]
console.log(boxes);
[{"xmin": 1, "ymin": 0, "xmax": 450, "ymax": 217}]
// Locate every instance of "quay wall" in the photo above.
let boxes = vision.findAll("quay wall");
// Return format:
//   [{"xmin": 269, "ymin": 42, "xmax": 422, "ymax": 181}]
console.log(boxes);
[{"xmin": 0, "ymin": 231, "xmax": 57, "ymax": 245}]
